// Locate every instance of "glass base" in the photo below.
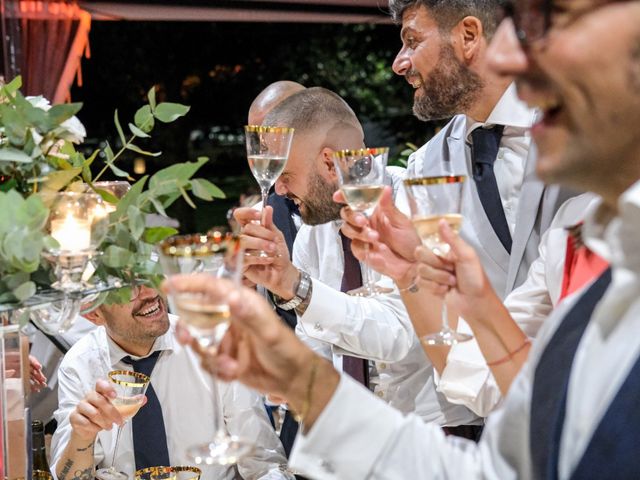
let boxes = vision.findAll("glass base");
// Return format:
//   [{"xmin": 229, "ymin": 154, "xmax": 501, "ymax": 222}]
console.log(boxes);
[
  {"xmin": 422, "ymin": 328, "xmax": 473, "ymax": 346},
  {"xmin": 186, "ymin": 435, "xmax": 254, "ymax": 466},
  {"xmin": 347, "ymin": 283, "xmax": 394, "ymax": 297},
  {"xmin": 95, "ymin": 467, "xmax": 129, "ymax": 480}
]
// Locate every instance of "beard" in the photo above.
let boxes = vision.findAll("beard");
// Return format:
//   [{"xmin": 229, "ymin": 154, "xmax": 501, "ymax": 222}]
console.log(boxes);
[
  {"xmin": 412, "ymin": 42, "xmax": 484, "ymax": 121},
  {"xmin": 297, "ymin": 171, "xmax": 342, "ymax": 226}
]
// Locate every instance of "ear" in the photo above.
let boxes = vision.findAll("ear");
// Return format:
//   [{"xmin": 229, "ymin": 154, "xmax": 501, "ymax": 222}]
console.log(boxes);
[
  {"xmin": 454, "ymin": 16, "xmax": 484, "ymax": 62},
  {"xmin": 319, "ymin": 147, "xmax": 338, "ymax": 180},
  {"xmin": 82, "ymin": 306, "xmax": 106, "ymax": 327}
]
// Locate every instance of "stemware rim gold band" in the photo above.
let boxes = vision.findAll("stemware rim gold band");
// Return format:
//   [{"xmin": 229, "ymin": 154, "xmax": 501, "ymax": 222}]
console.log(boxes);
[
  {"xmin": 404, "ymin": 175, "xmax": 467, "ymax": 186},
  {"xmin": 108, "ymin": 369, "xmax": 150, "ymax": 386},
  {"xmin": 33, "ymin": 470, "xmax": 53, "ymax": 480},
  {"xmin": 333, "ymin": 147, "xmax": 389, "ymax": 158},
  {"xmin": 244, "ymin": 125, "xmax": 295, "ymax": 134},
  {"xmin": 157, "ymin": 231, "xmax": 241, "ymax": 257},
  {"xmin": 135, "ymin": 466, "xmax": 202, "ymax": 480}
]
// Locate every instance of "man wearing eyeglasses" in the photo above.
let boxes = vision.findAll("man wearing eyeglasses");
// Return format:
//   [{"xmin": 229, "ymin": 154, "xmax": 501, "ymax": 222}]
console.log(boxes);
[{"xmin": 172, "ymin": 0, "xmax": 640, "ymax": 478}]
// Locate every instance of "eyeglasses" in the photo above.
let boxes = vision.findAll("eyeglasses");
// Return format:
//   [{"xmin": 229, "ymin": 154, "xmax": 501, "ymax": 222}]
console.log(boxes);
[{"xmin": 500, "ymin": 0, "xmax": 628, "ymax": 46}]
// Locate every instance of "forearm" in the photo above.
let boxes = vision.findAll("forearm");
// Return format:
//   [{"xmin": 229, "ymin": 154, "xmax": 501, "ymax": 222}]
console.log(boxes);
[{"xmin": 55, "ymin": 433, "xmax": 96, "ymax": 480}]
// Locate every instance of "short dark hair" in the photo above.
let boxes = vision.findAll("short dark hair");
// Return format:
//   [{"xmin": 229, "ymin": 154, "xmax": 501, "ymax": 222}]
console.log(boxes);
[
  {"xmin": 264, "ymin": 87, "xmax": 359, "ymax": 134},
  {"xmin": 388, "ymin": 0, "xmax": 502, "ymax": 38}
]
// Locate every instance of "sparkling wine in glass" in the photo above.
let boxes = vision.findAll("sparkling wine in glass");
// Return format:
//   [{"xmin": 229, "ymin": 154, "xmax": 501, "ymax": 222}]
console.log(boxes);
[
  {"xmin": 157, "ymin": 230, "xmax": 253, "ymax": 465},
  {"xmin": 244, "ymin": 125, "xmax": 294, "ymax": 256},
  {"xmin": 333, "ymin": 147, "xmax": 393, "ymax": 297},
  {"xmin": 404, "ymin": 175, "xmax": 473, "ymax": 346},
  {"xmin": 96, "ymin": 371, "xmax": 150, "ymax": 480}
]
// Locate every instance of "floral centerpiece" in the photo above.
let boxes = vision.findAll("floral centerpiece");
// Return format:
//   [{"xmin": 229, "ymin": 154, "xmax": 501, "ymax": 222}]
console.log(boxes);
[{"xmin": 0, "ymin": 76, "xmax": 224, "ymax": 309}]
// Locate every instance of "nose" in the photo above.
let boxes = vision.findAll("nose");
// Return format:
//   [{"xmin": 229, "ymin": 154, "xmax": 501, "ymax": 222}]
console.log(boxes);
[
  {"xmin": 392, "ymin": 46, "xmax": 411, "ymax": 76},
  {"xmin": 274, "ymin": 177, "xmax": 288, "ymax": 196},
  {"xmin": 487, "ymin": 18, "xmax": 529, "ymax": 78}
]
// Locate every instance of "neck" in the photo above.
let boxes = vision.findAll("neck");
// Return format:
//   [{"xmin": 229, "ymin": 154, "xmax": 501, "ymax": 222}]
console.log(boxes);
[
  {"xmin": 465, "ymin": 75, "xmax": 512, "ymax": 123},
  {"xmin": 109, "ymin": 333, "xmax": 156, "ymax": 358}
]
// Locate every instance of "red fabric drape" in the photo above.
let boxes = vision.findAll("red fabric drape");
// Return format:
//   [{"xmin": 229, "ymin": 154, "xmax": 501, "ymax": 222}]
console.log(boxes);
[{"xmin": 3, "ymin": 0, "xmax": 90, "ymax": 102}]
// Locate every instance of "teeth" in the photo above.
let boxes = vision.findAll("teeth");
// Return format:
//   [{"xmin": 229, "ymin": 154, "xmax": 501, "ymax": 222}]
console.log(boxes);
[{"xmin": 138, "ymin": 300, "xmax": 160, "ymax": 317}]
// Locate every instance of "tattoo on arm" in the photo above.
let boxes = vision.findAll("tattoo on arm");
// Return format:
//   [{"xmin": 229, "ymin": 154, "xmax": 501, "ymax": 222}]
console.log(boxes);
[
  {"xmin": 76, "ymin": 442, "xmax": 94, "ymax": 453},
  {"xmin": 59, "ymin": 459, "xmax": 73, "ymax": 480},
  {"xmin": 71, "ymin": 467, "xmax": 94, "ymax": 480}
]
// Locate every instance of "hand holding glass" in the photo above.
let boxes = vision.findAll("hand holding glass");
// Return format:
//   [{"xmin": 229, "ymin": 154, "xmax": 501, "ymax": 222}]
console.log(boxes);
[{"xmin": 403, "ymin": 175, "xmax": 472, "ymax": 346}]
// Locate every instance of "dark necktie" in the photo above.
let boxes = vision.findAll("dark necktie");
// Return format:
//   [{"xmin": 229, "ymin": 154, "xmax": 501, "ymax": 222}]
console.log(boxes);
[
  {"xmin": 122, "ymin": 350, "xmax": 170, "ymax": 470},
  {"xmin": 339, "ymin": 231, "xmax": 370, "ymax": 388},
  {"xmin": 471, "ymin": 125, "xmax": 512, "ymax": 253}
]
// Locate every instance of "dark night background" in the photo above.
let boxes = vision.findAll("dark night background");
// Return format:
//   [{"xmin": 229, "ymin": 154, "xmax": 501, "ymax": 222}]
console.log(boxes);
[{"xmin": 70, "ymin": 19, "xmax": 439, "ymax": 232}]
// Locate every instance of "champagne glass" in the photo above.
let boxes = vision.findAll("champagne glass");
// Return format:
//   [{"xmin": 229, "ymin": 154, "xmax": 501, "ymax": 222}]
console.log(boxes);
[
  {"xmin": 96, "ymin": 371, "xmax": 150, "ymax": 480},
  {"xmin": 333, "ymin": 147, "xmax": 393, "ymax": 297},
  {"xmin": 244, "ymin": 125, "xmax": 294, "ymax": 256},
  {"xmin": 135, "ymin": 466, "xmax": 201, "ymax": 480},
  {"xmin": 157, "ymin": 230, "xmax": 253, "ymax": 465},
  {"xmin": 404, "ymin": 174, "xmax": 473, "ymax": 346}
]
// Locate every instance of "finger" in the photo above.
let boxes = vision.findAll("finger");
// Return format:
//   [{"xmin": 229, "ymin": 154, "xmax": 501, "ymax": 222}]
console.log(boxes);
[
  {"xmin": 216, "ymin": 354, "xmax": 241, "ymax": 382},
  {"xmin": 262, "ymin": 206, "xmax": 275, "ymax": 229},
  {"xmin": 438, "ymin": 220, "xmax": 474, "ymax": 261},
  {"xmin": 414, "ymin": 245, "xmax": 455, "ymax": 272},
  {"xmin": 332, "ymin": 190, "xmax": 346, "ymax": 205},
  {"xmin": 95, "ymin": 379, "xmax": 117, "ymax": 399},
  {"xmin": 175, "ymin": 321, "xmax": 192, "ymax": 345},
  {"xmin": 233, "ymin": 207, "xmax": 262, "ymax": 226},
  {"xmin": 339, "ymin": 205, "xmax": 368, "ymax": 229},
  {"xmin": 29, "ymin": 355, "xmax": 42, "ymax": 370},
  {"xmin": 417, "ymin": 278, "xmax": 449, "ymax": 297},
  {"xmin": 77, "ymin": 398, "xmax": 117, "ymax": 430},
  {"xmin": 241, "ymin": 222, "xmax": 278, "ymax": 242},
  {"xmin": 416, "ymin": 263, "xmax": 456, "ymax": 287}
]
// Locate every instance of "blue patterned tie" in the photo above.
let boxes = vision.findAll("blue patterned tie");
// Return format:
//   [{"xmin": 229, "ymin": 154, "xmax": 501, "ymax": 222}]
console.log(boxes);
[
  {"xmin": 471, "ymin": 125, "xmax": 512, "ymax": 253},
  {"xmin": 122, "ymin": 350, "xmax": 170, "ymax": 469}
]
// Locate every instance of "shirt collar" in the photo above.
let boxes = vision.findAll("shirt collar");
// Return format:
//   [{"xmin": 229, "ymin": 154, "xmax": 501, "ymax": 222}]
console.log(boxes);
[
  {"xmin": 465, "ymin": 83, "xmax": 537, "ymax": 141},
  {"xmin": 583, "ymin": 179, "xmax": 640, "ymax": 274},
  {"xmin": 107, "ymin": 314, "xmax": 178, "ymax": 365}
]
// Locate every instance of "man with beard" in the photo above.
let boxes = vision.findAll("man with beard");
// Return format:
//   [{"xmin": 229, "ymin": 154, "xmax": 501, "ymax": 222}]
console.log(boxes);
[
  {"xmin": 339, "ymin": 0, "xmax": 574, "ymax": 416},
  {"xmin": 49, "ymin": 285, "xmax": 292, "ymax": 480},
  {"xmin": 235, "ymin": 87, "xmax": 481, "ymax": 436}
]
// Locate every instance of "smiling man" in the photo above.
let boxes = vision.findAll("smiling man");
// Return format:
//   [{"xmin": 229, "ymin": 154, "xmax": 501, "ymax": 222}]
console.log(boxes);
[{"xmin": 49, "ymin": 285, "xmax": 292, "ymax": 480}]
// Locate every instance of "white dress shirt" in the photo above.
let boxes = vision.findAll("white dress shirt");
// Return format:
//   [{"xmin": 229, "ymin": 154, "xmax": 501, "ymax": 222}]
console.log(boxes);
[
  {"xmin": 50, "ymin": 317, "xmax": 292, "ymax": 480},
  {"xmin": 436, "ymin": 193, "xmax": 598, "ymax": 416},
  {"xmin": 293, "ymin": 219, "xmax": 479, "ymax": 426},
  {"xmin": 288, "ymin": 180, "xmax": 640, "ymax": 479}
]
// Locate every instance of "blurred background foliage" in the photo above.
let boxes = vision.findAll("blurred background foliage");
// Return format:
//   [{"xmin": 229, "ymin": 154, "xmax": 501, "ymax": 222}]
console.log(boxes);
[{"xmin": 72, "ymin": 21, "xmax": 442, "ymax": 231}]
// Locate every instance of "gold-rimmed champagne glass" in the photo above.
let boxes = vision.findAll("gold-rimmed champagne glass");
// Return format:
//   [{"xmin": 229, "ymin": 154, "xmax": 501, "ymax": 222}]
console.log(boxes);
[
  {"xmin": 404, "ymin": 174, "xmax": 473, "ymax": 346},
  {"xmin": 244, "ymin": 125, "xmax": 294, "ymax": 256},
  {"xmin": 157, "ymin": 230, "xmax": 253, "ymax": 465},
  {"xmin": 96, "ymin": 371, "xmax": 150, "ymax": 480},
  {"xmin": 135, "ymin": 466, "xmax": 201, "ymax": 480},
  {"xmin": 333, "ymin": 147, "xmax": 393, "ymax": 297}
]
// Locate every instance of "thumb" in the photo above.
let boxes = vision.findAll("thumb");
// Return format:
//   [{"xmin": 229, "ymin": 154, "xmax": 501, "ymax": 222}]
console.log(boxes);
[
  {"xmin": 438, "ymin": 218, "xmax": 474, "ymax": 262},
  {"xmin": 262, "ymin": 205, "xmax": 275, "ymax": 229},
  {"xmin": 333, "ymin": 189, "xmax": 346, "ymax": 205}
]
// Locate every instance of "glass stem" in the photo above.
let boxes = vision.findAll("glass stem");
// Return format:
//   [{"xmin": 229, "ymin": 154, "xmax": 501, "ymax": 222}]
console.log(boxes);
[
  {"xmin": 208, "ymin": 369, "xmax": 225, "ymax": 437},
  {"xmin": 109, "ymin": 423, "xmax": 124, "ymax": 470},
  {"xmin": 441, "ymin": 296, "xmax": 451, "ymax": 331},
  {"xmin": 260, "ymin": 188, "xmax": 269, "ymax": 225},
  {"xmin": 362, "ymin": 241, "xmax": 373, "ymax": 290}
]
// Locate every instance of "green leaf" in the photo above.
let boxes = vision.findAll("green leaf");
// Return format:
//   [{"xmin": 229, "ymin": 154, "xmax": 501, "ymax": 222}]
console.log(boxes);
[
  {"xmin": 13, "ymin": 281, "xmax": 36, "ymax": 302},
  {"xmin": 147, "ymin": 86, "xmax": 157, "ymax": 112},
  {"xmin": 108, "ymin": 163, "xmax": 133, "ymax": 179},
  {"xmin": 153, "ymin": 102, "xmax": 190, "ymax": 123},
  {"xmin": 95, "ymin": 188, "xmax": 119, "ymax": 206},
  {"xmin": 102, "ymin": 245, "xmax": 134, "ymax": 268},
  {"xmin": 115, "ymin": 176, "xmax": 148, "ymax": 218},
  {"xmin": 42, "ymin": 167, "xmax": 83, "ymax": 191},
  {"xmin": 114, "ymin": 109, "xmax": 127, "ymax": 146},
  {"xmin": 47, "ymin": 103, "xmax": 82, "ymax": 126},
  {"xmin": 190, "ymin": 178, "xmax": 226, "ymax": 201},
  {"xmin": 149, "ymin": 196, "xmax": 168, "ymax": 216},
  {"xmin": 0, "ymin": 147, "xmax": 33, "ymax": 163},
  {"xmin": 4, "ymin": 272, "xmax": 30, "ymax": 290},
  {"xmin": 1, "ymin": 76, "xmax": 22, "ymax": 95},
  {"xmin": 105, "ymin": 142, "xmax": 115, "ymax": 162},
  {"xmin": 143, "ymin": 226, "xmax": 178, "ymax": 244},
  {"xmin": 134, "ymin": 105, "xmax": 155, "ymax": 133},
  {"xmin": 125, "ymin": 143, "xmax": 161, "ymax": 157},
  {"xmin": 179, "ymin": 186, "xmax": 196, "ymax": 209},
  {"xmin": 149, "ymin": 157, "xmax": 208, "ymax": 195},
  {"xmin": 128, "ymin": 122, "xmax": 150, "ymax": 138},
  {"xmin": 127, "ymin": 205, "xmax": 145, "ymax": 240}
]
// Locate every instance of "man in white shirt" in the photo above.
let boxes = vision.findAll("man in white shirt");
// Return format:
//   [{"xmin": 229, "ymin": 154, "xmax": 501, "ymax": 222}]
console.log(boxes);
[
  {"xmin": 50, "ymin": 285, "xmax": 291, "ymax": 480},
  {"xmin": 170, "ymin": 0, "xmax": 640, "ymax": 478},
  {"xmin": 338, "ymin": 0, "xmax": 573, "ymax": 416},
  {"xmin": 236, "ymin": 87, "xmax": 478, "ymax": 429}
]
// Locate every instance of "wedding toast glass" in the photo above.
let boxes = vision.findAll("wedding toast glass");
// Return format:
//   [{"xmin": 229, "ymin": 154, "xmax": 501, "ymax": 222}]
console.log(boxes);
[
  {"xmin": 333, "ymin": 147, "xmax": 393, "ymax": 297},
  {"xmin": 135, "ymin": 466, "xmax": 201, "ymax": 480},
  {"xmin": 96, "ymin": 371, "xmax": 150, "ymax": 480},
  {"xmin": 404, "ymin": 175, "xmax": 473, "ymax": 346},
  {"xmin": 157, "ymin": 230, "xmax": 253, "ymax": 465},
  {"xmin": 244, "ymin": 125, "xmax": 294, "ymax": 256}
]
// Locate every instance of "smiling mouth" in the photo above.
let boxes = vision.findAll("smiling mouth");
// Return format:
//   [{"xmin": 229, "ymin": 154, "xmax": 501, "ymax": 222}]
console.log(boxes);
[{"xmin": 135, "ymin": 297, "xmax": 162, "ymax": 318}]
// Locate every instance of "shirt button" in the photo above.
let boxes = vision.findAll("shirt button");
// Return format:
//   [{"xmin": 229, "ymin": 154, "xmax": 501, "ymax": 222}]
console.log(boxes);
[
  {"xmin": 314, "ymin": 322, "xmax": 323, "ymax": 332},
  {"xmin": 376, "ymin": 391, "xmax": 384, "ymax": 398},
  {"xmin": 378, "ymin": 362, "xmax": 387, "ymax": 370}
]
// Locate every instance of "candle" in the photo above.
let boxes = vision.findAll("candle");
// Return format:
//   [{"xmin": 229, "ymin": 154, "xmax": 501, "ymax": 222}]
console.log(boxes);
[{"xmin": 51, "ymin": 214, "xmax": 91, "ymax": 252}]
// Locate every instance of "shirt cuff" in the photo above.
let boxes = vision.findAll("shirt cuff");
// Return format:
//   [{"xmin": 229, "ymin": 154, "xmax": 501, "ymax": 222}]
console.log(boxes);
[
  {"xmin": 289, "ymin": 375, "xmax": 404, "ymax": 479},
  {"xmin": 297, "ymin": 279, "xmax": 348, "ymax": 344}
]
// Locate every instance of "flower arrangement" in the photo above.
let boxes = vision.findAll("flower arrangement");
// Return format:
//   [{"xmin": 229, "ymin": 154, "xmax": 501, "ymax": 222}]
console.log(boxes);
[{"xmin": 0, "ymin": 76, "xmax": 224, "ymax": 307}]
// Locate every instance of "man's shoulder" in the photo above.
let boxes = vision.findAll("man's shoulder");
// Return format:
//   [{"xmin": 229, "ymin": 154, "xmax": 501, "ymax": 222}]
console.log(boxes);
[
  {"xmin": 408, "ymin": 115, "xmax": 466, "ymax": 167},
  {"xmin": 59, "ymin": 326, "xmax": 105, "ymax": 370}
]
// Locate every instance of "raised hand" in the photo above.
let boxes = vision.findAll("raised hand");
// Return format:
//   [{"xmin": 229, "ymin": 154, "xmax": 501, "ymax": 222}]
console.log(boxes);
[{"xmin": 69, "ymin": 379, "xmax": 124, "ymax": 442}]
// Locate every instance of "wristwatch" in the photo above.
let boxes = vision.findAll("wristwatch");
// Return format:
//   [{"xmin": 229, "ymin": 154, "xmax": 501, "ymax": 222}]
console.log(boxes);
[{"xmin": 274, "ymin": 270, "xmax": 312, "ymax": 311}]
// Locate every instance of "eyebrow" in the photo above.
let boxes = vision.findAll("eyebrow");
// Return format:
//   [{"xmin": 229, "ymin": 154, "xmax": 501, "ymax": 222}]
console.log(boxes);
[{"xmin": 400, "ymin": 26, "xmax": 416, "ymax": 41}]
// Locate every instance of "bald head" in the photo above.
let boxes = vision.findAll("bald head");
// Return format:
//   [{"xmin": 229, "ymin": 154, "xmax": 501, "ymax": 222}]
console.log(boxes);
[{"xmin": 248, "ymin": 80, "xmax": 305, "ymax": 125}]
